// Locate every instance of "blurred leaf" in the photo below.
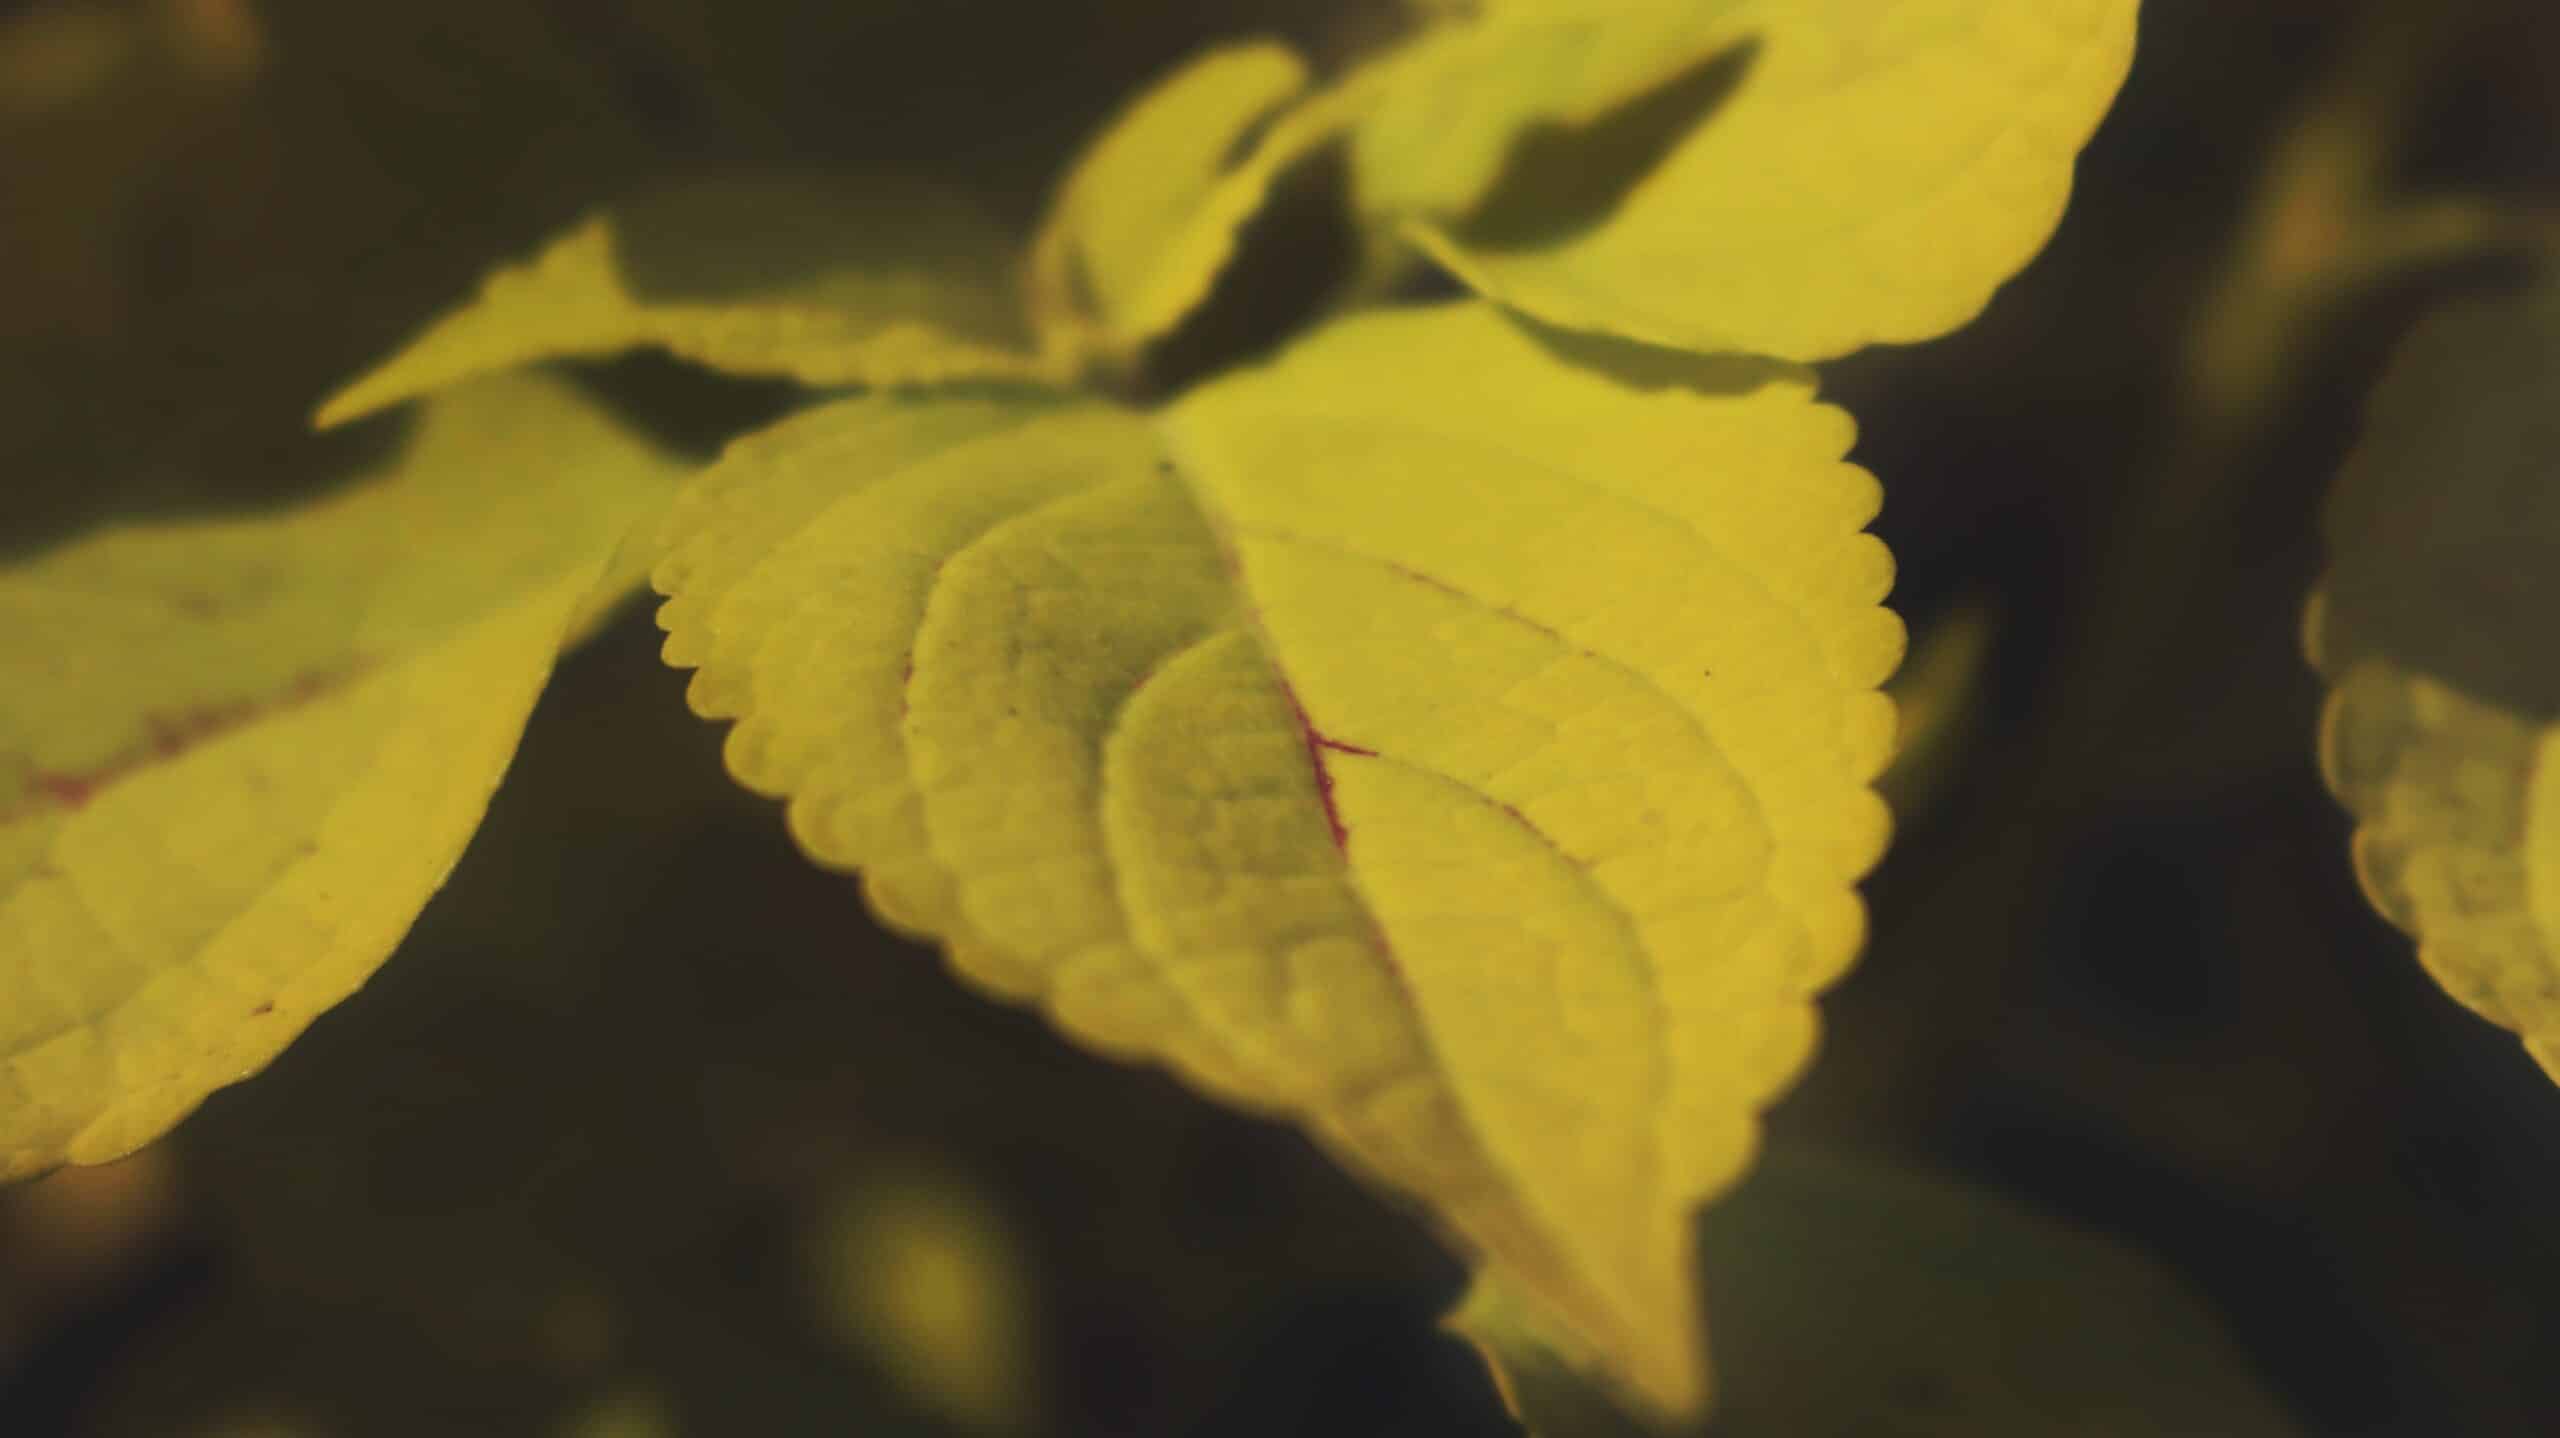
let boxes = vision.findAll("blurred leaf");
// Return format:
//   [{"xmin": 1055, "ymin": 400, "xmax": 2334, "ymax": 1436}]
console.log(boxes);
[
  {"xmin": 317, "ymin": 175, "xmax": 1052, "ymax": 429},
  {"xmin": 554, "ymin": 1386, "xmax": 680, "ymax": 1438},
  {"xmin": 0, "ymin": 374, "xmax": 685, "ymax": 1179},
  {"xmin": 2307, "ymin": 282, "xmax": 2560, "ymax": 1082},
  {"xmin": 1363, "ymin": 0, "xmax": 2140, "ymax": 361},
  {"xmin": 1451, "ymin": 1148, "xmax": 2300, "ymax": 1436},
  {"xmin": 652, "ymin": 301, "xmax": 1900, "ymax": 1415},
  {"xmin": 809, "ymin": 1161, "xmax": 1038, "ymax": 1433},
  {"xmin": 1026, "ymin": 40, "xmax": 1320, "ymax": 374},
  {"xmin": 0, "ymin": 0, "xmax": 263, "ymax": 351},
  {"xmin": 1877, "ymin": 599, "xmax": 1994, "ymax": 819}
]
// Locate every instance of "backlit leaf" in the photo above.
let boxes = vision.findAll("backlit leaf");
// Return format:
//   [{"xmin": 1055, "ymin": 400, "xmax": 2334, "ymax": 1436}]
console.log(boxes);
[
  {"xmin": 316, "ymin": 174, "xmax": 1048, "ymax": 429},
  {"xmin": 652, "ymin": 301, "xmax": 1900, "ymax": 1414},
  {"xmin": 1025, "ymin": 40, "xmax": 1322, "ymax": 373},
  {"xmin": 1451, "ymin": 1148, "xmax": 2300, "ymax": 1435},
  {"xmin": 2307, "ymin": 284, "xmax": 2560, "ymax": 1082},
  {"xmin": 1359, "ymin": 0, "xmax": 2140, "ymax": 361},
  {"xmin": 1, "ymin": 373, "xmax": 686, "ymax": 1179}
]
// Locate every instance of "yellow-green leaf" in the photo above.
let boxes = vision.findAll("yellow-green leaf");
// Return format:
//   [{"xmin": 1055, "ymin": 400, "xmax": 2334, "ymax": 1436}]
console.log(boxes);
[
  {"xmin": 1451, "ymin": 1148, "xmax": 2300, "ymax": 1436},
  {"xmin": 316, "ymin": 174, "xmax": 1048, "ymax": 429},
  {"xmin": 1025, "ymin": 40, "xmax": 1320, "ymax": 372},
  {"xmin": 1, "ymin": 373, "xmax": 686, "ymax": 1179},
  {"xmin": 2307, "ymin": 284, "xmax": 2560, "ymax": 1083},
  {"xmin": 652, "ymin": 301, "xmax": 1900, "ymax": 1414},
  {"xmin": 1359, "ymin": 0, "xmax": 2140, "ymax": 361}
]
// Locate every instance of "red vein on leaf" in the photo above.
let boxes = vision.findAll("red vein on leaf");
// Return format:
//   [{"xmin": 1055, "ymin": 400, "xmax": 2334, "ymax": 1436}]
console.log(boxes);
[
  {"xmin": 4, "ymin": 663, "xmax": 360, "ymax": 824},
  {"xmin": 1276, "ymin": 675, "xmax": 1373, "ymax": 851}
]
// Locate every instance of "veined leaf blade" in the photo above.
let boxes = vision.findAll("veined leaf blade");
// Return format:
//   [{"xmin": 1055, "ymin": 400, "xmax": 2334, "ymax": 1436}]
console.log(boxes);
[
  {"xmin": 2, "ymin": 374, "xmax": 688, "ymax": 1177},
  {"xmin": 651, "ymin": 302, "xmax": 1901, "ymax": 1415}
]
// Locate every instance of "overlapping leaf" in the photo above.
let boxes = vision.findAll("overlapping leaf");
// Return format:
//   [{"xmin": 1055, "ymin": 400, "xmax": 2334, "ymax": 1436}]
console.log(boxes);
[
  {"xmin": 1025, "ymin": 40, "xmax": 1324, "ymax": 373},
  {"xmin": 316, "ymin": 175, "xmax": 1048, "ymax": 428},
  {"xmin": 1, "ymin": 374, "xmax": 686, "ymax": 1178},
  {"xmin": 2308, "ymin": 284, "xmax": 2560, "ymax": 1082},
  {"xmin": 653, "ymin": 302, "xmax": 1899, "ymax": 1414},
  {"xmin": 1356, "ymin": 0, "xmax": 2141, "ymax": 360}
]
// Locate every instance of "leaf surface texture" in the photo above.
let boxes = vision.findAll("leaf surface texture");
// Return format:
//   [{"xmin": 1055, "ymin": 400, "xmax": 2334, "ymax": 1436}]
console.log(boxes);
[
  {"xmin": 1, "ymin": 374, "xmax": 686, "ymax": 1178},
  {"xmin": 652, "ymin": 302, "xmax": 1900, "ymax": 1412},
  {"xmin": 318, "ymin": 175, "xmax": 1046, "ymax": 427},
  {"xmin": 2308, "ymin": 285, "xmax": 2560, "ymax": 1082}
]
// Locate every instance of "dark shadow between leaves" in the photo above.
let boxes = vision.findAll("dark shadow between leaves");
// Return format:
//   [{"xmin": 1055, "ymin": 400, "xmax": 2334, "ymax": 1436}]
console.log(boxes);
[
  {"xmin": 1501, "ymin": 308, "xmax": 1800, "ymax": 398},
  {"xmin": 1137, "ymin": 149, "xmax": 1362, "ymax": 404},
  {"xmin": 1454, "ymin": 39, "xmax": 1759, "ymax": 253},
  {"xmin": 567, "ymin": 351, "xmax": 809, "ymax": 462}
]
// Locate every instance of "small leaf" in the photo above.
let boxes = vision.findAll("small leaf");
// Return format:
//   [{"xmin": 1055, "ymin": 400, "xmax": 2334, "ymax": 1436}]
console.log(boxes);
[
  {"xmin": 316, "ymin": 174, "xmax": 1049, "ymax": 428},
  {"xmin": 1358, "ymin": 0, "xmax": 2140, "ymax": 361},
  {"xmin": 1, "ymin": 373, "xmax": 686, "ymax": 1179},
  {"xmin": 1025, "ymin": 40, "xmax": 1324, "ymax": 372},
  {"xmin": 2307, "ymin": 284, "xmax": 2560, "ymax": 1082},
  {"xmin": 1451, "ymin": 1148, "xmax": 2302, "ymax": 1436},
  {"xmin": 653, "ymin": 301, "xmax": 1900, "ymax": 1414}
]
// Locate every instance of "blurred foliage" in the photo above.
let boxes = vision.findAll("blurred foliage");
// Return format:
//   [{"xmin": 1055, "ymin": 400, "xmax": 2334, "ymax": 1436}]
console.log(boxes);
[
  {"xmin": 5, "ymin": 0, "xmax": 2560, "ymax": 1435},
  {"xmin": 1454, "ymin": 1148, "xmax": 2299, "ymax": 1436},
  {"xmin": 2309, "ymin": 281, "xmax": 2560, "ymax": 1081}
]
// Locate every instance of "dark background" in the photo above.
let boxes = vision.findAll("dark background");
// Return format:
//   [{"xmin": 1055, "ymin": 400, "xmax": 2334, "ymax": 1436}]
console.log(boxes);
[{"xmin": 3, "ymin": 0, "xmax": 2558, "ymax": 1433}]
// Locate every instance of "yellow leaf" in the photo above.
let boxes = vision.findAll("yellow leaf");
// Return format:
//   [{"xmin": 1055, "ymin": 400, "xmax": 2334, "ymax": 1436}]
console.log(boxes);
[
  {"xmin": 316, "ymin": 174, "xmax": 1049, "ymax": 429},
  {"xmin": 1450, "ymin": 1148, "xmax": 2301, "ymax": 1436},
  {"xmin": 2307, "ymin": 285, "xmax": 2560, "ymax": 1083},
  {"xmin": 652, "ymin": 301, "xmax": 1900, "ymax": 1415},
  {"xmin": 1025, "ymin": 40, "xmax": 1320, "ymax": 373},
  {"xmin": 1, "ymin": 373, "xmax": 686, "ymax": 1179},
  {"xmin": 1360, "ymin": 0, "xmax": 2140, "ymax": 361}
]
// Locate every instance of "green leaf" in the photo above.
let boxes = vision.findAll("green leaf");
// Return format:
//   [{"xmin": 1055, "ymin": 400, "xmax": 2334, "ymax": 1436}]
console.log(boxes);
[
  {"xmin": 652, "ymin": 301, "xmax": 1901, "ymax": 1415},
  {"xmin": 1, "ymin": 373, "xmax": 686, "ymax": 1180},
  {"xmin": 1025, "ymin": 40, "xmax": 1324, "ymax": 373},
  {"xmin": 316, "ymin": 174, "xmax": 1050, "ymax": 429},
  {"xmin": 2307, "ymin": 283, "xmax": 2560, "ymax": 1083},
  {"xmin": 1450, "ymin": 1148, "xmax": 2301, "ymax": 1436},
  {"xmin": 1358, "ymin": 0, "xmax": 2141, "ymax": 361}
]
